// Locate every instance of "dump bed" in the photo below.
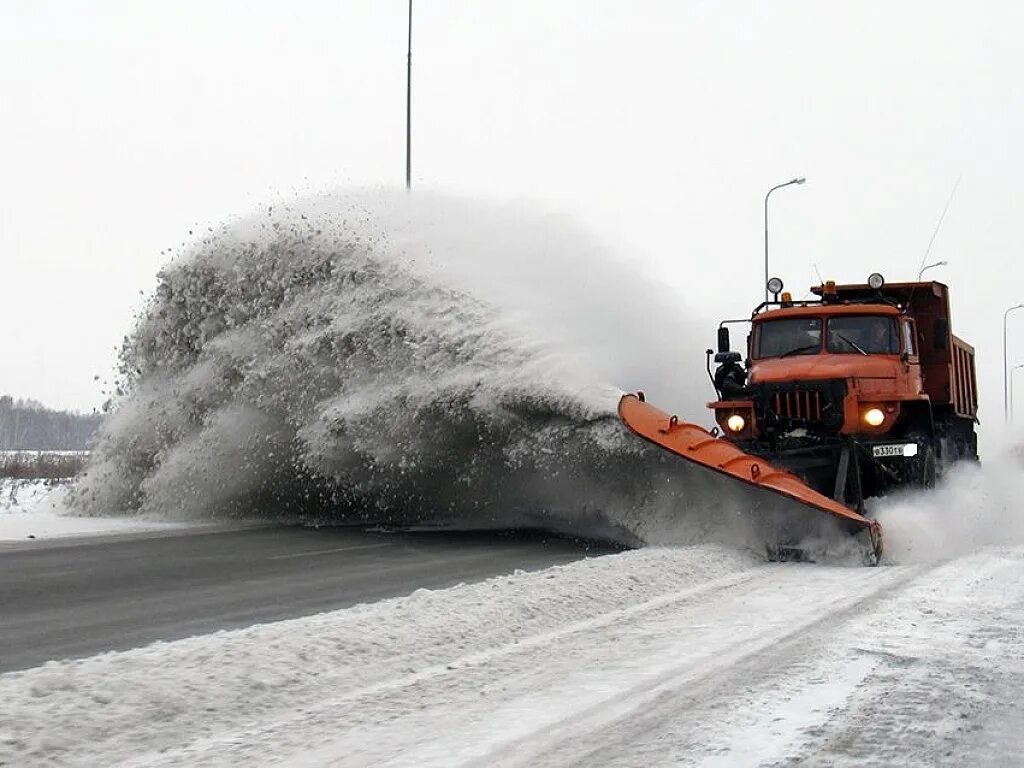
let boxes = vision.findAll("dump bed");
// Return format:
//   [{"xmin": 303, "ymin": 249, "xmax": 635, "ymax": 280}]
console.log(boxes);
[
  {"xmin": 812, "ymin": 280, "xmax": 977, "ymax": 418},
  {"xmin": 949, "ymin": 335, "xmax": 978, "ymax": 419}
]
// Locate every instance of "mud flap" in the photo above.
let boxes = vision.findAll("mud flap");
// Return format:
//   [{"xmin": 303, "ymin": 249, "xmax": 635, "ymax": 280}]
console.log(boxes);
[{"xmin": 618, "ymin": 394, "xmax": 883, "ymax": 564}]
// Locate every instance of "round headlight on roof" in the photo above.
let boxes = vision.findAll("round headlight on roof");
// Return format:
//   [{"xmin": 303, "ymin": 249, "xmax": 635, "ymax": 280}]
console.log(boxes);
[
  {"xmin": 767, "ymin": 277, "xmax": 784, "ymax": 295},
  {"xmin": 868, "ymin": 273, "xmax": 885, "ymax": 290}
]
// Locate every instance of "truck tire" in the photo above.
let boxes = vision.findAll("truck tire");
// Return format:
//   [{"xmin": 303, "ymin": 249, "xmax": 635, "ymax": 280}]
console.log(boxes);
[{"xmin": 898, "ymin": 432, "xmax": 937, "ymax": 489}]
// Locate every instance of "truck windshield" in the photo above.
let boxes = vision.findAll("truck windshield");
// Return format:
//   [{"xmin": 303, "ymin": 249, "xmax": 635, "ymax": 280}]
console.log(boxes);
[
  {"xmin": 755, "ymin": 318, "xmax": 822, "ymax": 358},
  {"xmin": 826, "ymin": 316, "xmax": 899, "ymax": 354}
]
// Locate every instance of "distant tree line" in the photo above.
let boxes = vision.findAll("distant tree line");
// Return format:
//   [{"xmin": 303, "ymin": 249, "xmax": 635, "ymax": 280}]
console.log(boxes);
[{"xmin": 0, "ymin": 395, "xmax": 103, "ymax": 450}]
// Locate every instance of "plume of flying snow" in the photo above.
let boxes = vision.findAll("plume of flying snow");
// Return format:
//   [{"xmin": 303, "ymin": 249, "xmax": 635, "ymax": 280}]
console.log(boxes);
[
  {"xmin": 874, "ymin": 436, "xmax": 1024, "ymax": 563},
  {"xmin": 69, "ymin": 190, "xmax": 736, "ymax": 545}
]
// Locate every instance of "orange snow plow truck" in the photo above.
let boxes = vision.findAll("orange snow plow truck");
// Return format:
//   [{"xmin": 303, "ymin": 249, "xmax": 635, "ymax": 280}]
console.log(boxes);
[{"xmin": 619, "ymin": 274, "xmax": 978, "ymax": 563}]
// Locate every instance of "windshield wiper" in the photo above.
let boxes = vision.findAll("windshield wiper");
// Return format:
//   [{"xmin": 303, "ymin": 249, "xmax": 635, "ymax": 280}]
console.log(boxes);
[
  {"xmin": 832, "ymin": 332, "xmax": 867, "ymax": 355},
  {"xmin": 779, "ymin": 344, "xmax": 819, "ymax": 358}
]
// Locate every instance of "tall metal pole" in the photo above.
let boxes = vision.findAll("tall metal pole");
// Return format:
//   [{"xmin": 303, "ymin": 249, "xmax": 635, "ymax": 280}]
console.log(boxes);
[
  {"xmin": 1004, "ymin": 304, "xmax": 1024, "ymax": 422},
  {"xmin": 764, "ymin": 177, "xmax": 806, "ymax": 302},
  {"xmin": 1012, "ymin": 363, "xmax": 1024, "ymax": 423},
  {"xmin": 405, "ymin": 0, "xmax": 412, "ymax": 189},
  {"xmin": 1007, "ymin": 364, "xmax": 1024, "ymax": 423}
]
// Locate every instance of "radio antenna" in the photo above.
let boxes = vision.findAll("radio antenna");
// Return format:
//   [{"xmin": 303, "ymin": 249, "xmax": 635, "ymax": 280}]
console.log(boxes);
[{"xmin": 917, "ymin": 175, "xmax": 961, "ymax": 278}]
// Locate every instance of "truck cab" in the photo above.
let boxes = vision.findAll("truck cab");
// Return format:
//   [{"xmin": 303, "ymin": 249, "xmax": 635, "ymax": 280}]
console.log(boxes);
[{"xmin": 709, "ymin": 274, "xmax": 978, "ymax": 508}]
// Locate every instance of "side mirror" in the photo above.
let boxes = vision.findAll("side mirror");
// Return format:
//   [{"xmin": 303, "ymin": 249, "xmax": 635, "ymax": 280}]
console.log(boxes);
[
  {"xmin": 717, "ymin": 326, "xmax": 731, "ymax": 354},
  {"xmin": 933, "ymin": 318, "xmax": 950, "ymax": 349}
]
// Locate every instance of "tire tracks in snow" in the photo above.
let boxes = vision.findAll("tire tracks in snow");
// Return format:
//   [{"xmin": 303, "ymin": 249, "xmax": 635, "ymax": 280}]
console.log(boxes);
[
  {"xmin": 519, "ymin": 551, "xmax": 1024, "ymax": 768},
  {"xmin": 229, "ymin": 562, "xmax": 931, "ymax": 766},
  {"xmin": 133, "ymin": 567, "xmax": 763, "ymax": 766},
  {"xmin": 451, "ymin": 562, "xmax": 939, "ymax": 768},
  {"xmin": 497, "ymin": 564, "xmax": 936, "ymax": 768}
]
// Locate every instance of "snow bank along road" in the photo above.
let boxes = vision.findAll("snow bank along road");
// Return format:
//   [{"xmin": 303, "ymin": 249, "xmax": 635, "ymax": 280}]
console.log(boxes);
[
  {"xmin": 0, "ymin": 525, "xmax": 613, "ymax": 673},
  {"xmin": 3, "ymin": 544, "xmax": 1022, "ymax": 766}
]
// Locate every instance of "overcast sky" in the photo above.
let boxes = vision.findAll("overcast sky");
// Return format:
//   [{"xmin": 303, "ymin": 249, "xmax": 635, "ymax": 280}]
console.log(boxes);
[{"xmin": 2, "ymin": 1, "xmax": 1023, "ymax": 423}]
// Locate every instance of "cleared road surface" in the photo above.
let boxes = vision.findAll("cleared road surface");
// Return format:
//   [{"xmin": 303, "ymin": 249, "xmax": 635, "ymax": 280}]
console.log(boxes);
[{"xmin": 0, "ymin": 525, "xmax": 614, "ymax": 672}]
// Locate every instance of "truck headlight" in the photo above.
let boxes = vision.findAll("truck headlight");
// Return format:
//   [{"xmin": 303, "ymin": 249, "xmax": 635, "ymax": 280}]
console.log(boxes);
[
  {"xmin": 727, "ymin": 414, "xmax": 746, "ymax": 432},
  {"xmin": 864, "ymin": 408, "xmax": 885, "ymax": 427}
]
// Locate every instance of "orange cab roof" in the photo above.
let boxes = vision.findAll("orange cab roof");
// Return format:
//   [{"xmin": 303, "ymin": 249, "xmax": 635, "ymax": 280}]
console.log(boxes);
[{"xmin": 755, "ymin": 303, "xmax": 900, "ymax": 321}]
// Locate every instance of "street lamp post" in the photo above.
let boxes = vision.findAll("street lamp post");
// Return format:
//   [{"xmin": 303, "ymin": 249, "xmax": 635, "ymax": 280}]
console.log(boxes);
[
  {"xmin": 1012, "ymin": 363, "xmax": 1024, "ymax": 423},
  {"xmin": 764, "ymin": 177, "xmax": 806, "ymax": 302},
  {"xmin": 1004, "ymin": 304, "xmax": 1024, "ymax": 422},
  {"xmin": 917, "ymin": 260, "xmax": 948, "ymax": 280}
]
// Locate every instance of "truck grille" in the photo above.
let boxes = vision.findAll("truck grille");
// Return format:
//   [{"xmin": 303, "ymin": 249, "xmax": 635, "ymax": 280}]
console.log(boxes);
[
  {"xmin": 773, "ymin": 390, "xmax": 822, "ymax": 422},
  {"xmin": 753, "ymin": 379, "xmax": 846, "ymax": 432}
]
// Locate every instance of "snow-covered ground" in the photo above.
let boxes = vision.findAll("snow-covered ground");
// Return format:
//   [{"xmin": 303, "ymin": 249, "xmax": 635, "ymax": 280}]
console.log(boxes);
[
  {"xmin": 0, "ymin": 480, "xmax": 191, "ymax": 542},
  {"xmin": 2, "ymin": 542, "xmax": 1021, "ymax": 767}
]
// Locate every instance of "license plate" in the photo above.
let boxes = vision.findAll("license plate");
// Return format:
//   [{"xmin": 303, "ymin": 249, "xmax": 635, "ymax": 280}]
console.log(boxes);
[{"xmin": 873, "ymin": 444, "xmax": 916, "ymax": 458}]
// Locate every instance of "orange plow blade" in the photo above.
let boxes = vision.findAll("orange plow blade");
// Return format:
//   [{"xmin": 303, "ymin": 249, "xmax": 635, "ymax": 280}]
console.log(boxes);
[{"xmin": 618, "ymin": 394, "xmax": 882, "ymax": 563}]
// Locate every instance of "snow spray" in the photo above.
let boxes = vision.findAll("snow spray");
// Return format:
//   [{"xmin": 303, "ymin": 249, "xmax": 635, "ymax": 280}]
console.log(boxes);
[
  {"xmin": 873, "ymin": 436, "xmax": 1024, "ymax": 563},
  {"xmin": 70, "ymin": 190, "xmax": 734, "ymax": 545}
]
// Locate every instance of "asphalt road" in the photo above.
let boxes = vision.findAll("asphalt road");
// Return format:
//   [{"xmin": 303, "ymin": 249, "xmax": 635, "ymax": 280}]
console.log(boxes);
[{"xmin": 0, "ymin": 525, "xmax": 614, "ymax": 673}]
